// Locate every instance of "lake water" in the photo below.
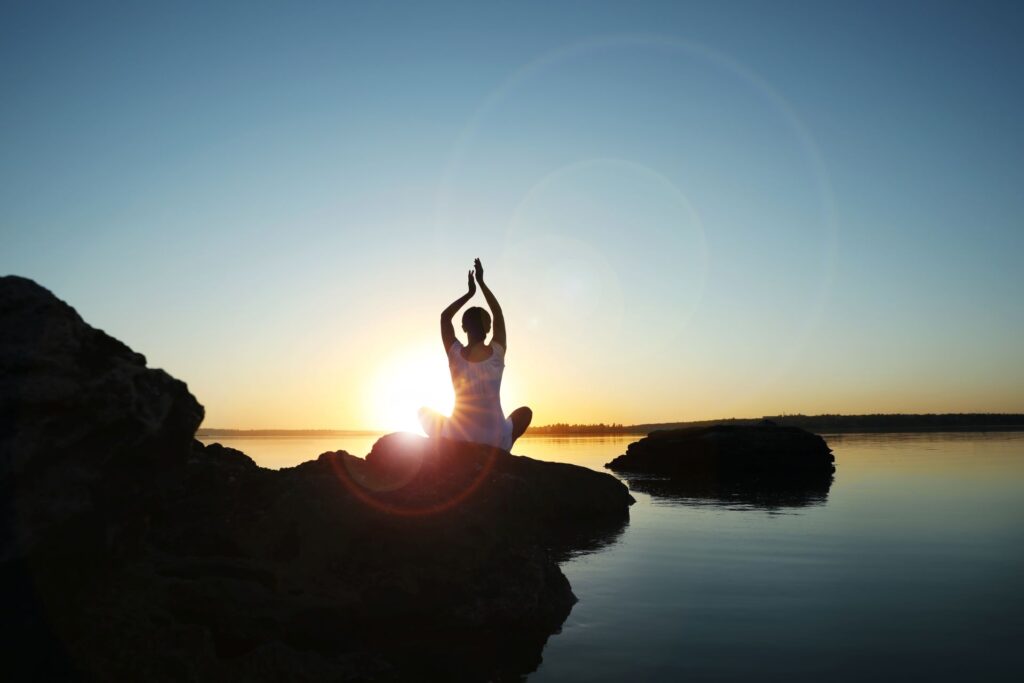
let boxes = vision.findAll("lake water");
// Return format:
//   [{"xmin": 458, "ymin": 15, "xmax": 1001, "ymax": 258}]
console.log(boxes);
[{"xmin": 199, "ymin": 432, "xmax": 1024, "ymax": 681}]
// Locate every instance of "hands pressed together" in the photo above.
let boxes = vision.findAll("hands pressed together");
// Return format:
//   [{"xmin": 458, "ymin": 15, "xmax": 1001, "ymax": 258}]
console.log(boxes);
[
  {"xmin": 467, "ymin": 258, "xmax": 485, "ymax": 295},
  {"xmin": 443, "ymin": 256, "xmax": 504, "ymax": 351}
]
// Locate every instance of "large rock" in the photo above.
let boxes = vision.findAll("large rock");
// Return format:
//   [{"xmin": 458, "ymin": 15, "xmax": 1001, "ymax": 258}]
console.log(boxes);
[
  {"xmin": 0, "ymin": 276, "xmax": 203, "ymax": 476},
  {"xmin": 0, "ymin": 276, "xmax": 632, "ymax": 681},
  {"xmin": 606, "ymin": 422, "xmax": 835, "ymax": 508},
  {"xmin": 1, "ymin": 276, "xmax": 204, "ymax": 567}
]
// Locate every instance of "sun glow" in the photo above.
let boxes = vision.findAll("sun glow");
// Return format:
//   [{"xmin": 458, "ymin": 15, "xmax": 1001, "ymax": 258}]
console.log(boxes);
[{"xmin": 369, "ymin": 343, "xmax": 455, "ymax": 434}]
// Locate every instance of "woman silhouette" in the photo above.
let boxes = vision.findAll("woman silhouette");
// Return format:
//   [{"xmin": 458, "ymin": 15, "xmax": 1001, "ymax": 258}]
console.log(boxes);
[{"xmin": 418, "ymin": 258, "xmax": 533, "ymax": 450}]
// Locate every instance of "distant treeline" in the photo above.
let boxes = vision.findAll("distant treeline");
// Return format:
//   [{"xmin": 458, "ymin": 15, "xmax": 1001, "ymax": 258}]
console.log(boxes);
[
  {"xmin": 758, "ymin": 413, "xmax": 1024, "ymax": 433},
  {"xmin": 525, "ymin": 423, "xmax": 646, "ymax": 436},
  {"xmin": 527, "ymin": 414, "xmax": 1024, "ymax": 436}
]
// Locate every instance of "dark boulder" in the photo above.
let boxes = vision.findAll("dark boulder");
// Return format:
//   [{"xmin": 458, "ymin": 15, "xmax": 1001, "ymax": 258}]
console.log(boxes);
[
  {"xmin": 0, "ymin": 275, "xmax": 205, "ymax": 581},
  {"xmin": 606, "ymin": 423, "xmax": 835, "ymax": 508},
  {"xmin": 0, "ymin": 276, "xmax": 203, "ymax": 476},
  {"xmin": 0, "ymin": 276, "xmax": 632, "ymax": 681}
]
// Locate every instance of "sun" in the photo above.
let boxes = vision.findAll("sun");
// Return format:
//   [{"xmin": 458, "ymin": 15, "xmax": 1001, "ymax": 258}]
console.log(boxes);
[{"xmin": 369, "ymin": 343, "xmax": 454, "ymax": 434}]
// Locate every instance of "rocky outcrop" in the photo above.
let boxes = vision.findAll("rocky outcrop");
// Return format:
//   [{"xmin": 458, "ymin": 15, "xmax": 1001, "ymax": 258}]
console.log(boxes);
[
  {"xmin": 606, "ymin": 423, "xmax": 834, "ymax": 508},
  {"xmin": 0, "ymin": 276, "xmax": 203, "ymax": 476},
  {"xmin": 0, "ymin": 277, "xmax": 632, "ymax": 681},
  {"xmin": 1, "ymin": 275, "xmax": 204, "ymax": 570}
]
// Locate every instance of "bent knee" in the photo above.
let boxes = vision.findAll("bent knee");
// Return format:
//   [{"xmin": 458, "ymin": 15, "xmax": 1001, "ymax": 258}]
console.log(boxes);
[{"xmin": 418, "ymin": 406, "xmax": 442, "ymax": 421}]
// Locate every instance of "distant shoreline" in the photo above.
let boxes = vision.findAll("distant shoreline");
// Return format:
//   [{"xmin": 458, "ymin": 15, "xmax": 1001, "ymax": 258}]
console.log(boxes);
[
  {"xmin": 198, "ymin": 414, "xmax": 1024, "ymax": 438},
  {"xmin": 530, "ymin": 414, "xmax": 1024, "ymax": 435},
  {"xmin": 196, "ymin": 429, "xmax": 383, "ymax": 438}
]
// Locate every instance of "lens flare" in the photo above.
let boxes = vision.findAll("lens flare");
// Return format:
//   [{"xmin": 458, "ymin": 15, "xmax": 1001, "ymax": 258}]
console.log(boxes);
[
  {"xmin": 326, "ymin": 434, "xmax": 500, "ymax": 517},
  {"xmin": 369, "ymin": 344, "xmax": 455, "ymax": 434}
]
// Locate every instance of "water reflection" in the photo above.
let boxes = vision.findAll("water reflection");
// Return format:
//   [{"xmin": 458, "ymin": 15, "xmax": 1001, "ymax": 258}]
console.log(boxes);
[
  {"xmin": 550, "ymin": 512, "xmax": 630, "ymax": 562},
  {"xmin": 619, "ymin": 472, "xmax": 833, "ymax": 510},
  {"xmin": 534, "ymin": 432, "xmax": 1024, "ymax": 682}
]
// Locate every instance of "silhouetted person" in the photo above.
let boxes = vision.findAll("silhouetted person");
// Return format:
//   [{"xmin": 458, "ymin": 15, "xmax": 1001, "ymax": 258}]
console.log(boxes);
[{"xmin": 418, "ymin": 258, "xmax": 533, "ymax": 450}]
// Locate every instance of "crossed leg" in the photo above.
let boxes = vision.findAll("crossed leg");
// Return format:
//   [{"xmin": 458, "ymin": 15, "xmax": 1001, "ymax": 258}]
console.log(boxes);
[
  {"xmin": 420, "ymin": 405, "xmax": 532, "ymax": 448},
  {"xmin": 509, "ymin": 406, "xmax": 533, "ymax": 447},
  {"xmin": 417, "ymin": 407, "xmax": 445, "ymax": 438}
]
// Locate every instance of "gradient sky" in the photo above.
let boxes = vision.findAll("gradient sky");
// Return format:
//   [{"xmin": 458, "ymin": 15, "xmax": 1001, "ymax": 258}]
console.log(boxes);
[{"xmin": 3, "ymin": 1, "xmax": 1022, "ymax": 430}]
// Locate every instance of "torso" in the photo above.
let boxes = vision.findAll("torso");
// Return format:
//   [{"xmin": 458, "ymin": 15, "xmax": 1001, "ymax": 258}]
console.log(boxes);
[
  {"xmin": 460, "ymin": 342, "xmax": 494, "ymax": 363},
  {"xmin": 444, "ymin": 339, "xmax": 510, "ymax": 448}
]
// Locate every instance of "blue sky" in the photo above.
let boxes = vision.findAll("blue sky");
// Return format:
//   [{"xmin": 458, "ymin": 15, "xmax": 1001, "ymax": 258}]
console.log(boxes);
[{"xmin": 2, "ymin": 1, "xmax": 1022, "ymax": 428}]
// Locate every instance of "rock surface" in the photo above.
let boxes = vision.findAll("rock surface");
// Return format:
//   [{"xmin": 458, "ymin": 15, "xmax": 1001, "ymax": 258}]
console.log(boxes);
[
  {"xmin": 606, "ymin": 423, "xmax": 835, "ymax": 507},
  {"xmin": 0, "ymin": 276, "xmax": 633, "ymax": 681}
]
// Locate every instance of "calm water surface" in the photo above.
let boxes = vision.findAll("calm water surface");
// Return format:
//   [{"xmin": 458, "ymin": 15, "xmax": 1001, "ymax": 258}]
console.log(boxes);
[{"xmin": 201, "ymin": 432, "xmax": 1024, "ymax": 681}]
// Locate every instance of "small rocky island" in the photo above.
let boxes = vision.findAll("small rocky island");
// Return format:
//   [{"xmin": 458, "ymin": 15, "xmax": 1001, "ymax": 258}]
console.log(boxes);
[
  {"xmin": 606, "ymin": 423, "xmax": 835, "ymax": 507},
  {"xmin": 0, "ymin": 276, "xmax": 633, "ymax": 681}
]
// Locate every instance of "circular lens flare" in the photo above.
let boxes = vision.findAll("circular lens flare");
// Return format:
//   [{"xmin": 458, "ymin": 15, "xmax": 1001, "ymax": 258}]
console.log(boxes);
[{"xmin": 326, "ymin": 435, "xmax": 500, "ymax": 517}]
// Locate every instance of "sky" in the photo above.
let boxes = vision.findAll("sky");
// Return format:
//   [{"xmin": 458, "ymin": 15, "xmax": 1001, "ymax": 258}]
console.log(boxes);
[{"xmin": 2, "ymin": 1, "xmax": 1022, "ymax": 430}]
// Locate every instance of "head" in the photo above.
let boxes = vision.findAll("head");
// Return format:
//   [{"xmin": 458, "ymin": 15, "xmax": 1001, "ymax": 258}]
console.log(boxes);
[{"xmin": 461, "ymin": 306, "xmax": 491, "ymax": 343}]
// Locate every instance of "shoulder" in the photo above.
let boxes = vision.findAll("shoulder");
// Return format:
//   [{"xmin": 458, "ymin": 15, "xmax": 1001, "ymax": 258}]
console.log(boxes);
[
  {"xmin": 447, "ymin": 339, "xmax": 464, "ymax": 359},
  {"xmin": 490, "ymin": 342, "xmax": 506, "ymax": 360}
]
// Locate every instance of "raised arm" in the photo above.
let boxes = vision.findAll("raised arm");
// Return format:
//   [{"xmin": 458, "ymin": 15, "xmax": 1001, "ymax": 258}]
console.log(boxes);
[
  {"xmin": 474, "ymin": 258, "xmax": 506, "ymax": 349},
  {"xmin": 440, "ymin": 270, "xmax": 476, "ymax": 352}
]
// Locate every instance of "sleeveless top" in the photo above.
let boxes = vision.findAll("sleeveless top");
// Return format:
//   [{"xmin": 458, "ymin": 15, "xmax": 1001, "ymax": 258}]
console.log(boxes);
[{"xmin": 442, "ymin": 340, "xmax": 513, "ymax": 450}]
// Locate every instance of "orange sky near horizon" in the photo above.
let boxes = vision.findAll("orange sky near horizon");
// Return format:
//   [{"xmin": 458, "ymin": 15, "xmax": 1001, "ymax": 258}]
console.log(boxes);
[{"xmin": 176, "ymin": 318, "xmax": 1024, "ymax": 432}]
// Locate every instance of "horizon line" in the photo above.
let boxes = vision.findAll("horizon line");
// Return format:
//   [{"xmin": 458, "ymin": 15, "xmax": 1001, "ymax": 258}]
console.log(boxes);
[{"xmin": 197, "ymin": 412, "xmax": 1024, "ymax": 435}]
